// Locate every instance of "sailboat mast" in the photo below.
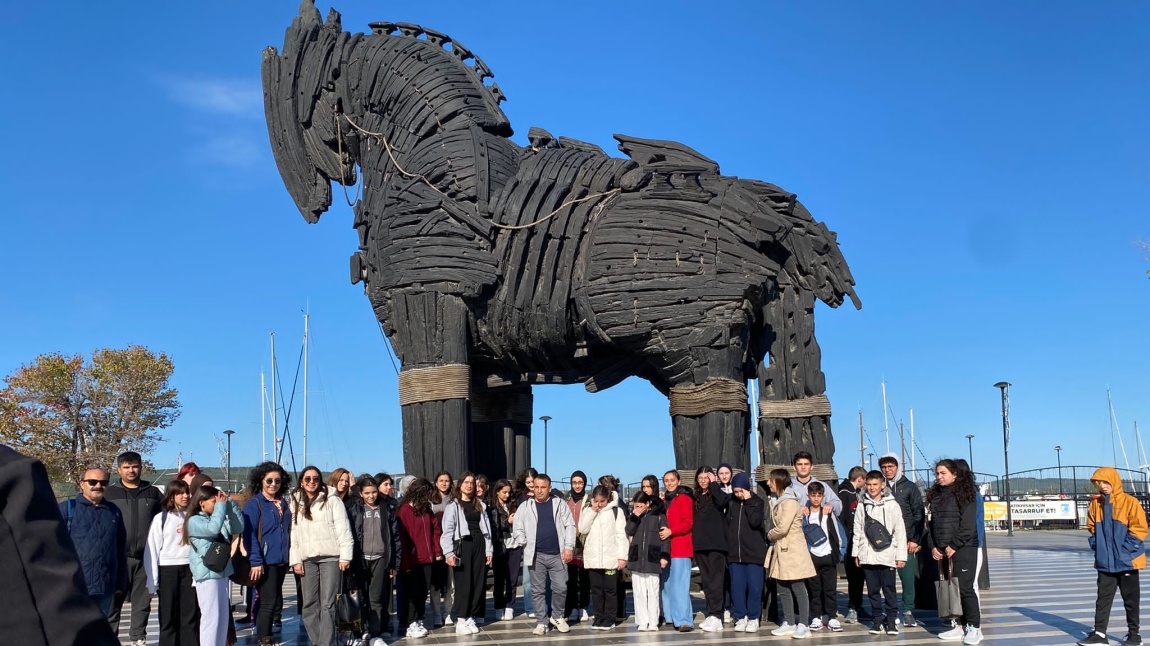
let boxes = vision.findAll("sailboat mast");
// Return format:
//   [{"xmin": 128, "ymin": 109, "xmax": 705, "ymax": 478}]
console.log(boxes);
[
  {"xmin": 882, "ymin": 381, "xmax": 890, "ymax": 454},
  {"xmin": 261, "ymin": 370, "xmax": 267, "ymax": 462},
  {"xmin": 899, "ymin": 420, "xmax": 906, "ymax": 470},
  {"xmin": 1108, "ymin": 389, "xmax": 1132, "ymax": 471},
  {"xmin": 303, "ymin": 312, "xmax": 309, "ymax": 467},
  {"xmin": 910, "ymin": 408, "xmax": 916, "ymax": 476},
  {"xmin": 271, "ymin": 333, "xmax": 278, "ymax": 461},
  {"xmin": 859, "ymin": 408, "xmax": 865, "ymax": 468}
]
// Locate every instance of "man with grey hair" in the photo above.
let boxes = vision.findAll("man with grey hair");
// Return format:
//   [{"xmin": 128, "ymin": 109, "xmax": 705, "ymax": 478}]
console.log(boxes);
[{"xmin": 60, "ymin": 466, "xmax": 128, "ymax": 618}]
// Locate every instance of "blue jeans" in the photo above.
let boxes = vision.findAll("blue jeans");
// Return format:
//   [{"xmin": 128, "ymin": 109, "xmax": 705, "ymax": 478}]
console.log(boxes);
[
  {"xmin": 729, "ymin": 562, "xmax": 764, "ymax": 620},
  {"xmin": 660, "ymin": 557, "xmax": 693, "ymax": 627},
  {"xmin": 91, "ymin": 594, "xmax": 114, "ymax": 617}
]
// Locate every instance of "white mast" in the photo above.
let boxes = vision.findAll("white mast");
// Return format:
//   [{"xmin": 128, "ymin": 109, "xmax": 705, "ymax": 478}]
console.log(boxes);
[
  {"xmin": 260, "ymin": 370, "xmax": 267, "ymax": 462},
  {"xmin": 303, "ymin": 311, "xmax": 309, "ymax": 467},
  {"xmin": 910, "ymin": 407, "xmax": 916, "ymax": 476},
  {"xmin": 1108, "ymin": 388, "xmax": 1132, "ymax": 471},
  {"xmin": 881, "ymin": 381, "xmax": 890, "ymax": 454},
  {"xmin": 271, "ymin": 333, "xmax": 278, "ymax": 461}
]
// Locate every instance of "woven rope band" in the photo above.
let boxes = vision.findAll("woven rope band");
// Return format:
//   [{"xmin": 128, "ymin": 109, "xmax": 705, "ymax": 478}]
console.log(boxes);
[
  {"xmin": 758, "ymin": 394, "xmax": 831, "ymax": 419},
  {"xmin": 398, "ymin": 364, "xmax": 470, "ymax": 406},
  {"xmin": 668, "ymin": 379, "xmax": 748, "ymax": 417},
  {"xmin": 753, "ymin": 463, "xmax": 839, "ymax": 484}
]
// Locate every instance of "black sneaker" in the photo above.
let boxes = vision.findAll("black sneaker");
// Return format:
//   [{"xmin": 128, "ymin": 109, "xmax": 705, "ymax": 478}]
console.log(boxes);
[
  {"xmin": 1078, "ymin": 632, "xmax": 1110, "ymax": 645},
  {"xmin": 902, "ymin": 611, "xmax": 917, "ymax": 628},
  {"xmin": 1125, "ymin": 633, "xmax": 1142, "ymax": 646},
  {"xmin": 869, "ymin": 621, "xmax": 885, "ymax": 635},
  {"xmin": 886, "ymin": 621, "xmax": 899, "ymax": 635}
]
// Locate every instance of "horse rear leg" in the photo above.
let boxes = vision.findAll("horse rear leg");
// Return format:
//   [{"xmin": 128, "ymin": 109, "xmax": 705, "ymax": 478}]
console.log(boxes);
[
  {"xmin": 471, "ymin": 382, "xmax": 533, "ymax": 481},
  {"xmin": 664, "ymin": 340, "xmax": 752, "ymax": 474},
  {"xmin": 389, "ymin": 290, "xmax": 472, "ymax": 477}
]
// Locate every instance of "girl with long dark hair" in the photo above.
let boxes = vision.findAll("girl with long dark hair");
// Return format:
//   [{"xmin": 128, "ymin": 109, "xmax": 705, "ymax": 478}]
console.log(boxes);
[
  {"xmin": 488, "ymin": 479, "xmax": 521, "ymax": 621},
  {"xmin": 927, "ymin": 459, "xmax": 983, "ymax": 643},
  {"xmin": 441, "ymin": 472, "xmax": 493, "ymax": 634},
  {"xmin": 693, "ymin": 467, "xmax": 730, "ymax": 632},
  {"xmin": 429, "ymin": 471, "xmax": 454, "ymax": 626},
  {"xmin": 184, "ymin": 484, "xmax": 243, "ymax": 646},
  {"xmin": 144, "ymin": 480, "xmax": 198, "ymax": 646},
  {"xmin": 290, "ymin": 466, "xmax": 354, "ymax": 646},
  {"xmin": 397, "ymin": 478, "xmax": 443, "ymax": 639},
  {"xmin": 242, "ymin": 461, "xmax": 292, "ymax": 646}
]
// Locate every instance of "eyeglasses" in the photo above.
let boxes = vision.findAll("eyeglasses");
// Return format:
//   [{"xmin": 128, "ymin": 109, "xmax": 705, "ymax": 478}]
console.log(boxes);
[
  {"xmin": 264, "ymin": 478, "xmax": 282, "ymax": 485},
  {"xmin": 302, "ymin": 477, "xmax": 320, "ymax": 483},
  {"xmin": 82, "ymin": 479, "xmax": 109, "ymax": 487}
]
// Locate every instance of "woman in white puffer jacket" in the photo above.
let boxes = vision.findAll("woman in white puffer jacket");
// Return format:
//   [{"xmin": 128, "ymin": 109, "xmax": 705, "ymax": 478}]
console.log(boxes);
[
  {"xmin": 577, "ymin": 486, "xmax": 630, "ymax": 630},
  {"xmin": 290, "ymin": 466, "xmax": 354, "ymax": 646}
]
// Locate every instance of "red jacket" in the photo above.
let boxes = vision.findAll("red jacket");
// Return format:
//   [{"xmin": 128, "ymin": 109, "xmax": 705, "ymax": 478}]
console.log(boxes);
[
  {"xmin": 666, "ymin": 489, "xmax": 695, "ymax": 558},
  {"xmin": 396, "ymin": 504, "xmax": 442, "ymax": 572}
]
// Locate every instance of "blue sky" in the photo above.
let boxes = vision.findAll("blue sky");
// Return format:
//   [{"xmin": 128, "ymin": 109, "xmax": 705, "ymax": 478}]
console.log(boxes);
[{"xmin": 2, "ymin": 2, "xmax": 1148, "ymax": 485}]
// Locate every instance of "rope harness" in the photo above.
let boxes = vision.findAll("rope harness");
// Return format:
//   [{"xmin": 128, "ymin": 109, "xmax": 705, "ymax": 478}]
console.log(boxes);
[
  {"xmin": 758, "ymin": 394, "xmax": 832, "ymax": 419},
  {"xmin": 397, "ymin": 364, "xmax": 470, "ymax": 406},
  {"xmin": 668, "ymin": 379, "xmax": 748, "ymax": 417}
]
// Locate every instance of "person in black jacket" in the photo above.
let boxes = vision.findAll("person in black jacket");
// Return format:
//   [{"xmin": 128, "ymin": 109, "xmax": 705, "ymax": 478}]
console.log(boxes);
[
  {"xmin": 104, "ymin": 451, "xmax": 162, "ymax": 645},
  {"xmin": 878, "ymin": 453, "xmax": 925, "ymax": 627},
  {"xmin": 725, "ymin": 472, "xmax": 766, "ymax": 633},
  {"xmin": 926, "ymin": 459, "xmax": 982, "ymax": 644},
  {"xmin": 692, "ymin": 467, "xmax": 730, "ymax": 632},
  {"xmin": 0, "ymin": 446, "xmax": 119, "ymax": 646},
  {"xmin": 838, "ymin": 466, "xmax": 868, "ymax": 623},
  {"xmin": 625, "ymin": 491, "xmax": 669, "ymax": 631},
  {"xmin": 349, "ymin": 474, "xmax": 402, "ymax": 645}
]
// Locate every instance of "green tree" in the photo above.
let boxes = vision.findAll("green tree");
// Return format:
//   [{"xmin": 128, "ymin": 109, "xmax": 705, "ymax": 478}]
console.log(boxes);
[{"xmin": 0, "ymin": 346, "xmax": 180, "ymax": 481}]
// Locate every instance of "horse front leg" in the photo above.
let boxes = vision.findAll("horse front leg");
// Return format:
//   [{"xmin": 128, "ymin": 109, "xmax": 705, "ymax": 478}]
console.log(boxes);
[
  {"xmin": 471, "ymin": 380, "xmax": 533, "ymax": 481},
  {"xmin": 389, "ymin": 290, "xmax": 472, "ymax": 478}
]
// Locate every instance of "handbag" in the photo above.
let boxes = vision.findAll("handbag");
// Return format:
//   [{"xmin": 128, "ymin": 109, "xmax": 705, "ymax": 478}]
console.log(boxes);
[
  {"xmin": 201, "ymin": 536, "xmax": 232, "ymax": 573},
  {"xmin": 934, "ymin": 559, "xmax": 963, "ymax": 619},
  {"xmin": 863, "ymin": 507, "xmax": 893, "ymax": 551},
  {"xmin": 335, "ymin": 571, "xmax": 363, "ymax": 632},
  {"xmin": 229, "ymin": 535, "xmax": 251, "ymax": 585}
]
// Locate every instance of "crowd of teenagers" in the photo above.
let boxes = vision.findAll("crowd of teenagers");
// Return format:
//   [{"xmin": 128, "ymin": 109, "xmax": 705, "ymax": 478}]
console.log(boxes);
[{"xmin": 52, "ymin": 449, "xmax": 1147, "ymax": 646}]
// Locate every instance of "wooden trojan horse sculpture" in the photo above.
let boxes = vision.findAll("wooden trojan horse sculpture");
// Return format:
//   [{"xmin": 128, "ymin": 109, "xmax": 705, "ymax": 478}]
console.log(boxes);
[{"xmin": 263, "ymin": 2, "xmax": 861, "ymax": 483}]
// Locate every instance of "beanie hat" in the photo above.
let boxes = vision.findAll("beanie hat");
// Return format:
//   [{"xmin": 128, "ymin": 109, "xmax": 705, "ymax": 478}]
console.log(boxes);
[
  {"xmin": 731, "ymin": 472, "xmax": 751, "ymax": 492},
  {"xmin": 717, "ymin": 462, "xmax": 734, "ymax": 474}
]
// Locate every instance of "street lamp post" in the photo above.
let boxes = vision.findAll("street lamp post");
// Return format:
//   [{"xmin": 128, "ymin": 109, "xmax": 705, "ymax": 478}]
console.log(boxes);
[
  {"xmin": 965, "ymin": 434, "xmax": 975, "ymax": 472},
  {"xmin": 867, "ymin": 452, "xmax": 875, "ymax": 470},
  {"xmin": 538, "ymin": 416, "xmax": 552, "ymax": 474},
  {"xmin": 994, "ymin": 382, "xmax": 1013, "ymax": 537},
  {"xmin": 1055, "ymin": 445, "xmax": 1063, "ymax": 496},
  {"xmin": 223, "ymin": 429, "xmax": 235, "ymax": 494}
]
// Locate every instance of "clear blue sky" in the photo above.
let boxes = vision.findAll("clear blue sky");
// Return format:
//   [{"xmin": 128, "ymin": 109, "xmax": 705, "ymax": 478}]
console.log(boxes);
[{"xmin": 2, "ymin": 2, "xmax": 1148, "ymax": 485}]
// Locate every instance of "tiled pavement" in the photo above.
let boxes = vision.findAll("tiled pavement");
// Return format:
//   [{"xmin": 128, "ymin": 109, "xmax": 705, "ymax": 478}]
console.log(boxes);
[{"xmin": 117, "ymin": 536, "xmax": 1149, "ymax": 645}]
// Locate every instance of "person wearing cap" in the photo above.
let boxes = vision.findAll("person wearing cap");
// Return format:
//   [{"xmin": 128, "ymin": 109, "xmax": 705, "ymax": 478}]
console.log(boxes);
[{"xmin": 725, "ymin": 472, "xmax": 766, "ymax": 633}]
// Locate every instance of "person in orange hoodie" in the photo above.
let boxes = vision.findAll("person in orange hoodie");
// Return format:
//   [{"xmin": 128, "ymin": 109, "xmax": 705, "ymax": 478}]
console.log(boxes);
[{"xmin": 1077, "ymin": 467, "xmax": 1148, "ymax": 646}]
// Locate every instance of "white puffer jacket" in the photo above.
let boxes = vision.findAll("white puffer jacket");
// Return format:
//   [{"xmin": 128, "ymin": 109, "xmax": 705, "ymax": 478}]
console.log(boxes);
[
  {"xmin": 577, "ymin": 492, "xmax": 629, "ymax": 569},
  {"xmin": 852, "ymin": 491, "xmax": 907, "ymax": 568},
  {"xmin": 289, "ymin": 492, "xmax": 354, "ymax": 566}
]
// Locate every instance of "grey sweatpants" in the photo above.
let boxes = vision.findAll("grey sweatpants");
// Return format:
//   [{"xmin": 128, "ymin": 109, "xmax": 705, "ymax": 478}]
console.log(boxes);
[
  {"xmin": 529, "ymin": 552, "xmax": 568, "ymax": 624},
  {"xmin": 301, "ymin": 560, "xmax": 342, "ymax": 646}
]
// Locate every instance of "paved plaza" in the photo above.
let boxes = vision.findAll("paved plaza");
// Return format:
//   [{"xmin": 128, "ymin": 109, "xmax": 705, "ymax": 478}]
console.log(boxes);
[{"xmin": 116, "ymin": 531, "xmax": 1148, "ymax": 646}]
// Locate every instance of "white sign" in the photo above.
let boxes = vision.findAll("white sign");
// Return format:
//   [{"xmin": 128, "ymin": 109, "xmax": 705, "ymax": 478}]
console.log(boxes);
[{"xmin": 985, "ymin": 500, "xmax": 1076, "ymax": 521}]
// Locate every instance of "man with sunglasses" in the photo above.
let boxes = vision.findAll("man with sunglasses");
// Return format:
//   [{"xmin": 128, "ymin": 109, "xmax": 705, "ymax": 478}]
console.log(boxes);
[
  {"xmin": 59, "ymin": 467, "xmax": 128, "ymax": 618},
  {"xmin": 104, "ymin": 451, "xmax": 162, "ymax": 646}
]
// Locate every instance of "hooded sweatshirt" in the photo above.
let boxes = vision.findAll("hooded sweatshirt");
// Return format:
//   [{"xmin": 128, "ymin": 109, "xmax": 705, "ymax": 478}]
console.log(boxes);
[
  {"xmin": 852, "ymin": 489, "xmax": 907, "ymax": 568},
  {"xmin": 1087, "ymin": 467, "xmax": 1148, "ymax": 573},
  {"xmin": 879, "ymin": 452, "xmax": 925, "ymax": 545}
]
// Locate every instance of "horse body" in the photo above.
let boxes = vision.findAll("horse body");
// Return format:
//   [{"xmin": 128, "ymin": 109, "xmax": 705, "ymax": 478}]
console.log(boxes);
[{"xmin": 264, "ymin": 3, "xmax": 859, "ymax": 481}]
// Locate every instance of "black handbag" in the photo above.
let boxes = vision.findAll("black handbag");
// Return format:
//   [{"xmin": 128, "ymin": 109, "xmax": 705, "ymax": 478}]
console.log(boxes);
[
  {"xmin": 863, "ymin": 508, "xmax": 893, "ymax": 551},
  {"xmin": 335, "ymin": 572, "xmax": 363, "ymax": 632},
  {"xmin": 201, "ymin": 537, "xmax": 232, "ymax": 573}
]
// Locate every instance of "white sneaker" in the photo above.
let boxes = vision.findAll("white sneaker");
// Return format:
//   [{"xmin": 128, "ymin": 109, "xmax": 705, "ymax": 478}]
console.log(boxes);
[
  {"xmin": 733, "ymin": 618, "xmax": 748, "ymax": 632},
  {"xmin": 963, "ymin": 627, "xmax": 985, "ymax": 644},
  {"xmin": 746, "ymin": 619, "xmax": 760, "ymax": 633},
  {"xmin": 406, "ymin": 623, "xmax": 426, "ymax": 639},
  {"xmin": 844, "ymin": 608, "xmax": 858, "ymax": 624},
  {"xmin": 772, "ymin": 622, "xmax": 796, "ymax": 636},
  {"xmin": 809, "ymin": 617, "xmax": 824, "ymax": 631},
  {"xmin": 445, "ymin": 614, "xmax": 454, "ymax": 626},
  {"xmin": 580, "ymin": 609, "xmax": 589, "ymax": 622},
  {"xmin": 369, "ymin": 638, "xmax": 386, "ymax": 646},
  {"xmin": 528, "ymin": 612, "xmax": 536, "ymax": 619},
  {"xmin": 725, "ymin": 610, "xmax": 733, "ymax": 624},
  {"xmin": 828, "ymin": 618, "xmax": 843, "ymax": 632},
  {"xmin": 469, "ymin": 618, "xmax": 481, "ymax": 634},
  {"xmin": 455, "ymin": 620, "xmax": 472, "ymax": 635},
  {"xmin": 550, "ymin": 617, "xmax": 571, "ymax": 633},
  {"xmin": 532, "ymin": 624, "xmax": 547, "ymax": 636},
  {"xmin": 502, "ymin": 608, "xmax": 514, "ymax": 621},
  {"xmin": 793, "ymin": 623, "xmax": 811, "ymax": 639},
  {"xmin": 939, "ymin": 626, "xmax": 966, "ymax": 641},
  {"xmin": 701, "ymin": 615, "xmax": 723, "ymax": 632}
]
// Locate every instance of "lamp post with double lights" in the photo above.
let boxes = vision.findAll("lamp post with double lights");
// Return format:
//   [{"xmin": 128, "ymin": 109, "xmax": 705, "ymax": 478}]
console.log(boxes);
[
  {"xmin": 965, "ymin": 434, "xmax": 975, "ymax": 472},
  {"xmin": 223, "ymin": 429, "xmax": 235, "ymax": 494},
  {"xmin": 1055, "ymin": 445, "xmax": 1063, "ymax": 496}
]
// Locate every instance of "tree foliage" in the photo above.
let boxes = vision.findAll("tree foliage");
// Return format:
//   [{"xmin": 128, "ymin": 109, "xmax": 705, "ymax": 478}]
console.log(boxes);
[{"xmin": 0, "ymin": 346, "xmax": 180, "ymax": 481}]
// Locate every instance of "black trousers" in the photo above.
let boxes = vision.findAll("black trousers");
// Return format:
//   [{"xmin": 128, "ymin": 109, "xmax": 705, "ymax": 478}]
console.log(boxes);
[
  {"xmin": 807, "ymin": 554, "xmax": 838, "ymax": 620},
  {"xmin": 943, "ymin": 546, "xmax": 981, "ymax": 628},
  {"xmin": 616, "ymin": 570, "xmax": 628, "ymax": 621},
  {"xmin": 157, "ymin": 564, "xmax": 199, "ymax": 646},
  {"xmin": 361, "ymin": 557, "xmax": 393, "ymax": 636},
  {"xmin": 493, "ymin": 547, "xmax": 523, "ymax": 611},
  {"xmin": 1095, "ymin": 570, "xmax": 1139, "ymax": 635},
  {"xmin": 843, "ymin": 547, "xmax": 865, "ymax": 613},
  {"xmin": 109, "ymin": 555, "xmax": 151, "ymax": 641},
  {"xmin": 255, "ymin": 563, "xmax": 288, "ymax": 640},
  {"xmin": 588, "ymin": 569, "xmax": 619, "ymax": 622},
  {"xmin": 564, "ymin": 563, "xmax": 590, "ymax": 615},
  {"xmin": 696, "ymin": 550, "xmax": 727, "ymax": 617},
  {"xmin": 404, "ymin": 564, "xmax": 433, "ymax": 626},
  {"xmin": 862, "ymin": 565, "xmax": 897, "ymax": 623},
  {"xmin": 452, "ymin": 537, "xmax": 487, "ymax": 620}
]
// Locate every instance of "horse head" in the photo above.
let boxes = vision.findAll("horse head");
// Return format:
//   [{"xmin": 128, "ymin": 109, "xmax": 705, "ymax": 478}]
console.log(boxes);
[{"xmin": 262, "ymin": 0, "xmax": 355, "ymax": 224}]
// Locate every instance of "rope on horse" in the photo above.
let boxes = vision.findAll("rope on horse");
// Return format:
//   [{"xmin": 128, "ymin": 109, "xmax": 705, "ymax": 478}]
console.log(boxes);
[
  {"xmin": 758, "ymin": 394, "xmax": 832, "ymax": 419},
  {"xmin": 753, "ymin": 463, "xmax": 839, "ymax": 484},
  {"xmin": 398, "ymin": 364, "xmax": 471, "ymax": 405},
  {"xmin": 668, "ymin": 379, "xmax": 748, "ymax": 417},
  {"xmin": 471, "ymin": 389, "xmax": 534, "ymax": 424}
]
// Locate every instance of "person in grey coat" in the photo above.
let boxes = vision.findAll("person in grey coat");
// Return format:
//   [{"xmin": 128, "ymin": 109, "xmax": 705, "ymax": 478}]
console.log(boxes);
[{"xmin": 510, "ymin": 473, "xmax": 576, "ymax": 636}]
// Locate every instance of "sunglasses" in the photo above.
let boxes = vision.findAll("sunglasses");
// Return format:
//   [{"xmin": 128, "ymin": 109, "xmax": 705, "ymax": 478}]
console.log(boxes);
[
  {"xmin": 302, "ymin": 476, "xmax": 320, "ymax": 483},
  {"xmin": 264, "ymin": 478, "xmax": 282, "ymax": 485},
  {"xmin": 82, "ymin": 479, "xmax": 109, "ymax": 487}
]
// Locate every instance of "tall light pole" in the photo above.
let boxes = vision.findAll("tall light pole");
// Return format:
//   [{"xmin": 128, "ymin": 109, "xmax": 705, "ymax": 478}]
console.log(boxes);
[
  {"xmin": 1055, "ymin": 445, "xmax": 1063, "ymax": 495},
  {"xmin": 965, "ymin": 434, "xmax": 975, "ymax": 472},
  {"xmin": 223, "ymin": 429, "xmax": 235, "ymax": 493},
  {"xmin": 994, "ymin": 382, "xmax": 1014, "ymax": 537},
  {"xmin": 538, "ymin": 416, "xmax": 552, "ymax": 474},
  {"xmin": 867, "ymin": 452, "xmax": 875, "ymax": 470}
]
